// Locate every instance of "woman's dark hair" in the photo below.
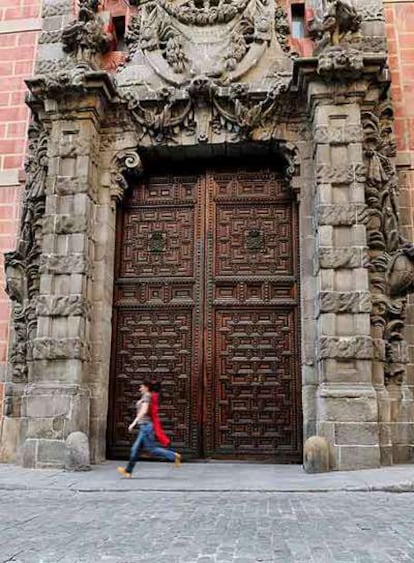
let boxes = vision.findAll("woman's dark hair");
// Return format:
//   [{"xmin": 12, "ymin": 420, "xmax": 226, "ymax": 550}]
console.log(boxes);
[
  {"xmin": 150, "ymin": 382, "xmax": 161, "ymax": 393},
  {"xmin": 142, "ymin": 380, "xmax": 152, "ymax": 390}
]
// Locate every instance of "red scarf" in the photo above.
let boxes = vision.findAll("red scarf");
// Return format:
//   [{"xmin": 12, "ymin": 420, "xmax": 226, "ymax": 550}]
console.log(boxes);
[{"xmin": 149, "ymin": 392, "xmax": 171, "ymax": 447}]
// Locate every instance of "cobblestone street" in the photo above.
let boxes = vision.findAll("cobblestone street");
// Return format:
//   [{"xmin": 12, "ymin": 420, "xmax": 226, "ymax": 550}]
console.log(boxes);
[{"xmin": 1, "ymin": 485, "xmax": 414, "ymax": 562}]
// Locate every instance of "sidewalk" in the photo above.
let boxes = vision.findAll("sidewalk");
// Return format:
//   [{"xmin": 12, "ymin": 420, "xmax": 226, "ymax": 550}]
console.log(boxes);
[{"xmin": 1, "ymin": 460, "xmax": 414, "ymax": 493}]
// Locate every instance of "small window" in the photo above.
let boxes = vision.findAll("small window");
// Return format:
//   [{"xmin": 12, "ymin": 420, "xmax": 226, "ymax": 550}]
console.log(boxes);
[
  {"xmin": 291, "ymin": 3, "xmax": 306, "ymax": 39},
  {"xmin": 113, "ymin": 16, "xmax": 126, "ymax": 51}
]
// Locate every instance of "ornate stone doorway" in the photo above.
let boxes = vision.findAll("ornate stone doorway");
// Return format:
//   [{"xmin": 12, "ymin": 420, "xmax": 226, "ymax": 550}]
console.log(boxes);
[{"xmin": 107, "ymin": 164, "xmax": 302, "ymax": 461}]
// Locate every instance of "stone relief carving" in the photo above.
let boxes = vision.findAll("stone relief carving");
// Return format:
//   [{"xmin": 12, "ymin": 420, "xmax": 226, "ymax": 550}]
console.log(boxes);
[
  {"xmin": 120, "ymin": 72, "xmax": 291, "ymax": 145},
  {"xmin": 211, "ymin": 78, "xmax": 290, "ymax": 140},
  {"xmin": 4, "ymin": 120, "xmax": 48, "ymax": 381},
  {"xmin": 121, "ymin": 0, "xmax": 291, "ymax": 86},
  {"xmin": 122, "ymin": 87, "xmax": 196, "ymax": 143},
  {"xmin": 41, "ymin": 0, "xmax": 71, "ymax": 17},
  {"xmin": 362, "ymin": 102, "xmax": 414, "ymax": 384}
]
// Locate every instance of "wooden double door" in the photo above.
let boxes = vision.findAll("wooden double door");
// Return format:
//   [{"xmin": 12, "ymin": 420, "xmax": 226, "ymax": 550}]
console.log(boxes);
[{"xmin": 107, "ymin": 165, "xmax": 302, "ymax": 461}]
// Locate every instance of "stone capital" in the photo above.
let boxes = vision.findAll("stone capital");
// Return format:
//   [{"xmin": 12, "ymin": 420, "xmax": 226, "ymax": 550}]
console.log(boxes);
[{"xmin": 292, "ymin": 54, "xmax": 387, "ymax": 112}]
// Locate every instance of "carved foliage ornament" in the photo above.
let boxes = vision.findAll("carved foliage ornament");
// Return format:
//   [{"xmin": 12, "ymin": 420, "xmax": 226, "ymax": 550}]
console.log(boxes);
[
  {"xmin": 362, "ymin": 101, "xmax": 414, "ymax": 384},
  {"xmin": 121, "ymin": 74, "xmax": 291, "ymax": 144},
  {"xmin": 4, "ymin": 119, "xmax": 48, "ymax": 381}
]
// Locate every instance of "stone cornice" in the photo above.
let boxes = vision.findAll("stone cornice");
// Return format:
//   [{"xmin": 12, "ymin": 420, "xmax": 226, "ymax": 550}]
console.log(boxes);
[
  {"xmin": 25, "ymin": 69, "xmax": 117, "ymax": 118},
  {"xmin": 292, "ymin": 54, "xmax": 388, "ymax": 110}
]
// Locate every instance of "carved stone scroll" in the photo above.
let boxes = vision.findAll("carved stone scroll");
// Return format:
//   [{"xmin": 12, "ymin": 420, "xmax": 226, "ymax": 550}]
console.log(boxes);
[{"xmin": 110, "ymin": 150, "xmax": 143, "ymax": 203}]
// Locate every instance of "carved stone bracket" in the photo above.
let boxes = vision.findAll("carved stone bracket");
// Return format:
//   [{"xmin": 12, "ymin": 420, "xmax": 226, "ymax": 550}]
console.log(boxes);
[
  {"xmin": 110, "ymin": 150, "xmax": 143, "ymax": 203},
  {"xmin": 317, "ymin": 45, "xmax": 363, "ymax": 80}
]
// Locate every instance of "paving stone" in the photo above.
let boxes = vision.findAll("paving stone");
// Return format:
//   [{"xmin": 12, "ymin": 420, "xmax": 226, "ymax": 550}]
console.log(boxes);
[{"xmin": 0, "ymin": 490, "xmax": 414, "ymax": 562}]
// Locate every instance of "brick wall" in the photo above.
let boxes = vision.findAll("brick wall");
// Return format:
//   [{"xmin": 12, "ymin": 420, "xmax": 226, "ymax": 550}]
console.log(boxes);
[
  {"xmin": 0, "ymin": 1, "xmax": 42, "ymax": 418},
  {"xmin": 384, "ymin": 0, "xmax": 414, "ymax": 389}
]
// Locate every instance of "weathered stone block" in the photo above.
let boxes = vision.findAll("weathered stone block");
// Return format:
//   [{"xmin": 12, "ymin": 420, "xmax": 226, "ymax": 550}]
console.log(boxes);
[
  {"xmin": 40, "ymin": 253, "xmax": 89, "ymax": 274},
  {"xmin": 319, "ymin": 247, "xmax": 367, "ymax": 269},
  {"xmin": 65, "ymin": 432, "xmax": 91, "ymax": 471},
  {"xmin": 318, "ymin": 291, "xmax": 371, "ymax": 314},
  {"xmin": 315, "ymin": 164, "xmax": 366, "ymax": 185},
  {"xmin": 43, "ymin": 214, "xmax": 89, "ymax": 235},
  {"xmin": 318, "ymin": 204, "xmax": 368, "ymax": 226},
  {"xmin": 36, "ymin": 295, "xmax": 89, "ymax": 317},
  {"xmin": 335, "ymin": 423, "xmax": 379, "ymax": 445},
  {"xmin": 319, "ymin": 336, "xmax": 373, "ymax": 360},
  {"xmin": 313, "ymin": 124, "xmax": 363, "ymax": 144},
  {"xmin": 337, "ymin": 445, "xmax": 380, "ymax": 470},
  {"xmin": 32, "ymin": 337, "xmax": 90, "ymax": 361},
  {"xmin": 24, "ymin": 393, "xmax": 71, "ymax": 418},
  {"xmin": 317, "ymin": 387, "xmax": 378, "ymax": 422},
  {"xmin": 303, "ymin": 436, "xmax": 330, "ymax": 473},
  {"xmin": 27, "ymin": 417, "xmax": 65, "ymax": 440}
]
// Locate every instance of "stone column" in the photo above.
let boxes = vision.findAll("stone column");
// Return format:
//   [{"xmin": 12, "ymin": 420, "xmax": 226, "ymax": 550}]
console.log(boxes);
[
  {"xmin": 310, "ymin": 95, "xmax": 380, "ymax": 470},
  {"xmin": 20, "ymin": 74, "xmax": 115, "ymax": 468}
]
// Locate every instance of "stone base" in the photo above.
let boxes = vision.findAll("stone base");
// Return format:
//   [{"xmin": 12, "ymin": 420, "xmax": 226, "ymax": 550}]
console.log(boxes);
[
  {"xmin": 22, "ymin": 438, "xmax": 66, "ymax": 469},
  {"xmin": 0, "ymin": 416, "xmax": 24, "ymax": 463},
  {"xmin": 335, "ymin": 445, "xmax": 381, "ymax": 471}
]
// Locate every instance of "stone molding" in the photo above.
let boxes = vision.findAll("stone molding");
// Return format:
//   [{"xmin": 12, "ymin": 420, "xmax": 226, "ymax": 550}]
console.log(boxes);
[
  {"xmin": 36, "ymin": 295, "xmax": 90, "ymax": 317},
  {"xmin": 39, "ymin": 254, "xmax": 89, "ymax": 275},
  {"xmin": 319, "ymin": 336, "xmax": 374, "ymax": 360},
  {"xmin": 318, "ymin": 205, "xmax": 368, "ymax": 226},
  {"xmin": 318, "ymin": 247, "xmax": 368, "ymax": 270},
  {"xmin": 318, "ymin": 292, "xmax": 372, "ymax": 314},
  {"xmin": 32, "ymin": 337, "xmax": 90, "ymax": 361}
]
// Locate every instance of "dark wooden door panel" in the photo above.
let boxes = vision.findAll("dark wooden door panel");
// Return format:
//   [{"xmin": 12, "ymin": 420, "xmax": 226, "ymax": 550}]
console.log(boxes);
[
  {"xmin": 205, "ymin": 170, "xmax": 301, "ymax": 460},
  {"xmin": 107, "ymin": 167, "xmax": 301, "ymax": 461},
  {"xmin": 107, "ymin": 175, "xmax": 203, "ymax": 459}
]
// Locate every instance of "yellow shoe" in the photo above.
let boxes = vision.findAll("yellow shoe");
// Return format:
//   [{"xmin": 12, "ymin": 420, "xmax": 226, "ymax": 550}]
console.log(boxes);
[
  {"xmin": 117, "ymin": 466, "xmax": 131, "ymax": 478},
  {"xmin": 174, "ymin": 453, "xmax": 182, "ymax": 468}
]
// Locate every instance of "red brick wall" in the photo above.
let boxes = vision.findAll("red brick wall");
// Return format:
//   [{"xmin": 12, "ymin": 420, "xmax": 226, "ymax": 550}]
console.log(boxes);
[
  {"xmin": 385, "ymin": 0, "xmax": 414, "ymax": 384},
  {"xmin": 0, "ymin": 1, "xmax": 42, "ymax": 415}
]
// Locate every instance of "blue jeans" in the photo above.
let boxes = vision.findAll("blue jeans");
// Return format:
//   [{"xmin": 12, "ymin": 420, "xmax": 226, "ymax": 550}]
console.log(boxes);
[{"xmin": 126, "ymin": 422, "xmax": 176, "ymax": 473}]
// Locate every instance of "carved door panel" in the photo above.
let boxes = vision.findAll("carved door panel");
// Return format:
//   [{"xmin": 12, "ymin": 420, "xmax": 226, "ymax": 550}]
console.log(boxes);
[
  {"xmin": 107, "ymin": 175, "xmax": 204, "ymax": 459},
  {"xmin": 107, "ymin": 167, "xmax": 301, "ymax": 461},
  {"xmin": 204, "ymin": 170, "xmax": 301, "ymax": 460}
]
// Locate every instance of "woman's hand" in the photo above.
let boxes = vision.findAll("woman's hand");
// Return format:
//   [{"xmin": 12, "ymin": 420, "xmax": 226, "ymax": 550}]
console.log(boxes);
[{"xmin": 128, "ymin": 422, "xmax": 136, "ymax": 432}]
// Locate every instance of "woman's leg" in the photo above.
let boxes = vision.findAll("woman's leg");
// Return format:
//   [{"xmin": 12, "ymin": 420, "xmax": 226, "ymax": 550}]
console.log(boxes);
[
  {"xmin": 124, "ymin": 428, "xmax": 144, "ymax": 474},
  {"xmin": 141, "ymin": 423, "xmax": 181, "ymax": 465}
]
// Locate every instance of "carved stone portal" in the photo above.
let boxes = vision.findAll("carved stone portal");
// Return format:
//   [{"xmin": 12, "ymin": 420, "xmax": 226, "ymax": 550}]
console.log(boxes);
[{"xmin": 1, "ymin": 0, "xmax": 414, "ymax": 470}]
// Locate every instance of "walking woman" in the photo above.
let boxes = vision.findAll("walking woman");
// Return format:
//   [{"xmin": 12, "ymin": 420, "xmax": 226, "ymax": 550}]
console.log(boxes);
[{"xmin": 117, "ymin": 381, "xmax": 181, "ymax": 478}]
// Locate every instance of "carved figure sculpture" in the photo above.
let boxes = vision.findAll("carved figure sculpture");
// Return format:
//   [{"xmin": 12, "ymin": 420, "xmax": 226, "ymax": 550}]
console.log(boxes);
[{"xmin": 61, "ymin": 0, "xmax": 112, "ymax": 66}]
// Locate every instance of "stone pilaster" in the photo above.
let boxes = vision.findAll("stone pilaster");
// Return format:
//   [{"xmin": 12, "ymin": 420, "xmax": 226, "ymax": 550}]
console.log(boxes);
[
  {"xmin": 311, "ymin": 97, "xmax": 380, "ymax": 470},
  {"xmin": 19, "ymin": 74, "xmax": 115, "ymax": 468}
]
